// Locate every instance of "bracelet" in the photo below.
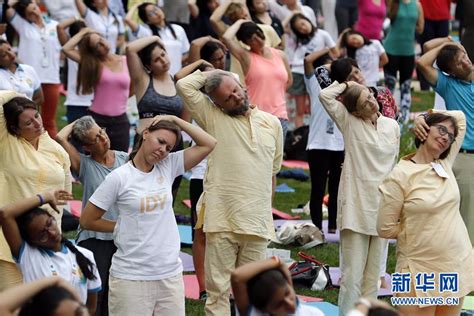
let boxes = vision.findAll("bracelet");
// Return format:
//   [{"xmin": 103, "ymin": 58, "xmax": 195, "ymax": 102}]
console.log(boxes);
[{"xmin": 36, "ymin": 194, "xmax": 44, "ymax": 205}]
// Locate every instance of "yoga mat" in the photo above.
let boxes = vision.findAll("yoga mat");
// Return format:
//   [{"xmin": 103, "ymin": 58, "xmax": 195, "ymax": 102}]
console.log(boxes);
[
  {"xmin": 180, "ymin": 252, "xmax": 195, "ymax": 272},
  {"xmin": 305, "ymin": 302, "xmax": 339, "ymax": 316},
  {"xmin": 297, "ymin": 295, "xmax": 323, "ymax": 302},
  {"xmin": 272, "ymin": 208, "xmax": 301, "ymax": 220},
  {"xmin": 329, "ymin": 267, "xmax": 393, "ymax": 297},
  {"xmin": 182, "ymin": 199, "xmax": 192, "ymax": 208},
  {"xmin": 282, "ymin": 160, "xmax": 309, "ymax": 170},
  {"xmin": 184, "ymin": 274, "xmax": 200, "ymax": 300},
  {"xmin": 68, "ymin": 200, "xmax": 82, "ymax": 218},
  {"xmin": 275, "ymin": 183, "xmax": 296, "ymax": 193},
  {"xmin": 178, "ymin": 225, "xmax": 193, "ymax": 247}
]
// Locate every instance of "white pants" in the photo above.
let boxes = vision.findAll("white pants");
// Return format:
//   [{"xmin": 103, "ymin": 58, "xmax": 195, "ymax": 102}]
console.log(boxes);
[
  {"xmin": 338, "ymin": 229, "xmax": 388, "ymax": 316},
  {"xmin": 109, "ymin": 274, "xmax": 184, "ymax": 316}
]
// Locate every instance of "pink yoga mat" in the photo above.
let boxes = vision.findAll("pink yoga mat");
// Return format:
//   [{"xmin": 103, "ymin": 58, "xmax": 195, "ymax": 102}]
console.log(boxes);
[
  {"xmin": 281, "ymin": 160, "xmax": 309, "ymax": 170},
  {"xmin": 68, "ymin": 200, "xmax": 82, "ymax": 218}
]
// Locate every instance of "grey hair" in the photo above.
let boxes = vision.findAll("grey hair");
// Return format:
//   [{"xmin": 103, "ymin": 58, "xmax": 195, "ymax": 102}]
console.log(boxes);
[
  {"xmin": 204, "ymin": 72, "xmax": 235, "ymax": 95},
  {"xmin": 71, "ymin": 115, "xmax": 96, "ymax": 145}
]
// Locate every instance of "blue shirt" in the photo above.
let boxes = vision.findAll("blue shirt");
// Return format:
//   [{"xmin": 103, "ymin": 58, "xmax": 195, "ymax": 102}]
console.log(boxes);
[{"xmin": 435, "ymin": 70, "xmax": 474, "ymax": 149}]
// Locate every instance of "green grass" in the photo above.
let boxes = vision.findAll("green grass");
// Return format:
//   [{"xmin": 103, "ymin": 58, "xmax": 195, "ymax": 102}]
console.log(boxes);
[{"xmin": 57, "ymin": 90, "xmax": 434, "ymax": 315}]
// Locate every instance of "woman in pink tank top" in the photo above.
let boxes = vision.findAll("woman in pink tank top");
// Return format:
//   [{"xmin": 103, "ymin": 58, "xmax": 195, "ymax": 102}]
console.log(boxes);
[
  {"xmin": 222, "ymin": 20, "xmax": 292, "ymax": 137},
  {"xmin": 63, "ymin": 28, "xmax": 131, "ymax": 152}
]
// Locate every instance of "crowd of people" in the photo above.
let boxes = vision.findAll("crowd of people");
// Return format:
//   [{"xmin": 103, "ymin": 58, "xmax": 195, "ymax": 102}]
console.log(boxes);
[{"xmin": 0, "ymin": 0, "xmax": 473, "ymax": 316}]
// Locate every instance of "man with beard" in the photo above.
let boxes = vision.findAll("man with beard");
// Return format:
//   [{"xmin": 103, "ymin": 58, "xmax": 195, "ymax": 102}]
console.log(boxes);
[{"xmin": 177, "ymin": 69, "xmax": 283, "ymax": 316}]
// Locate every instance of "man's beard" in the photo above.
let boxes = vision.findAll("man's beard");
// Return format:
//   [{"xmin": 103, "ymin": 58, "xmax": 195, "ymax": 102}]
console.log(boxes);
[{"xmin": 224, "ymin": 98, "xmax": 250, "ymax": 117}]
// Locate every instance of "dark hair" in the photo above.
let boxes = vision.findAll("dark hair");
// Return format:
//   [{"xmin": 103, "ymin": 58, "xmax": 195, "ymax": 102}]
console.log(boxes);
[
  {"xmin": 311, "ymin": 52, "xmax": 333, "ymax": 69},
  {"xmin": 368, "ymin": 307, "xmax": 400, "ymax": 316},
  {"xmin": 129, "ymin": 120, "xmax": 182, "ymax": 160},
  {"xmin": 197, "ymin": 0, "xmax": 215, "ymax": 16},
  {"xmin": 69, "ymin": 20, "xmax": 87, "ymax": 38},
  {"xmin": 436, "ymin": 44, "xmax": 463, "ymax": 74},
  {"xmin": 19, "ymin": 285, "xmax": 84, "ymax": 316},
  {"xmin": 137, "ymin": 3, "xmax": 178, "ymax": 40},
  {"xmin": 247, "ymin": 268, "xmax": 289, "ymax": 311},
  {"xmin": 16, "ymin": 208, "xmax": 97, "ymax": 280},
  {"xmin": 13, "ymin": 0, "xmax": 32, "ymax": 19},
  {"xmin": 236, "ymin": 21, "xmax": 265, "ymax": 44},
  {"xmin": 330, "ymin": 58, "xmax": 359, "ymax": 83},
  {"xmin": 200, "ymin": 41, "xmax": 222, "ymax": 63},
  {"xmin": 414, "ymin": 113, "xmax": 459, "ymax": 159},
  {"xmin": 138, "ymin": 41, "xmax": 167, "ymax": 70},
  {"xmin": 290, "ymin": 13, "xmax": 316, "ymax": 46},
  {"xmin": 341, "ymin": 30, "xmax": 371, "ymax": 59},
  {"xmin": 3, "ymin": 97, "xmax": 37, "ymax": 136},
  {"xmin": 0, "ymin": 39, "xmax": 9, "ymax": 46}
]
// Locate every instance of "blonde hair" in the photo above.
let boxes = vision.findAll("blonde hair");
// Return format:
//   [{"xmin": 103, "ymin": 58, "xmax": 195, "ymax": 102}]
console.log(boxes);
[
  {"xmin": 341, "ymin": 84, "xmax": 364, "ymax": 113},
  {"xmin": 76, "ymin": 33, "xmax": 103, "ymax": 95},
  {"xmin": 225, "ymin": 3, "xmax": 246, "ymax": 22}
]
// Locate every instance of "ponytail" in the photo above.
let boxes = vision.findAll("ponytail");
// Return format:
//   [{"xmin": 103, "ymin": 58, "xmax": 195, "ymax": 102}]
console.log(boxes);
[{"xmin": 62, "ymin": 238, "xmax": 97, "ymax": 281}]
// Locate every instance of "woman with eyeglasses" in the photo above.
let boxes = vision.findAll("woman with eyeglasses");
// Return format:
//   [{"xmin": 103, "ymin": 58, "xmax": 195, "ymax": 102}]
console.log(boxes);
[
  {"xmin": 63, "ymin": 27, "xmax": 131, "ymax": 152},
  {"xmin": 0, "ymin": 190, "xmax": 101, "ymax": 315},
  {"xmin": 0, "ymin": 93, "xmax": 72, "ymax": 292},
  {"xmin": 55, "ymin": 116, "xmax": 129, "ymax": 316},
  {"xmin": 5, "ymin": 0, "xmax": 62, "ymax": 138},
  {"xmin": 378, "ymin": 110, "xmax": 473, "ymax": 316},
  {"xmin": 125, "ymin": 2, "xmax": 190, "ymax": 76}
]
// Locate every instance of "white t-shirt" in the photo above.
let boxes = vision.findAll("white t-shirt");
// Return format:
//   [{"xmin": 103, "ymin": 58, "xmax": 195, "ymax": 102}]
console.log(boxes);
[
  {"xmin": 243, "ymin": 301, "xmax": 324, "ymax": 316},
  {"xmin": 286, "ymin": 29, "xmax": 335, "ymax": 75},
  {"xmin": 43, "ymin": 0, "xmax": 79, "ymax": 22},
  {"xmin": 89, "ymin": 151, "xmax": 185, "ymax": 280},
  {"xmin": 304, "ymin": 71, "xmax": 344, "ymax": 151},
  {"xmin": 134, "ymin": 24, "xmax": 190, "ymax": 76},
  {"xmin": 84, "ymin": 8, "xmax": 125, "ymax": 54},
  {"xmin": 65, "ymin": 59, "xmax": 93, "ymax": 106},
  {"xmin": 268, "ymin": 0, "xmax": 317, "ymax": 27},
  {"xmin": 9, "ymin": 15, "xmax": 61, "ymax": 84},
  {"xmin": 355, "ymin": 40, "xmax": 385, "ymax": 87},
  {"xmin": 16, "ymin": 242, "xmax": 102, "ymax": 304},
  {"xmin": 0, "ymin": 64, "xmax": 41, "ymax": 100}
]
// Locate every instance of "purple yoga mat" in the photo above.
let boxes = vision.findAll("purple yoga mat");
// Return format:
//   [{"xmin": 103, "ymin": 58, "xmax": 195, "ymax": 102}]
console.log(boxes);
[
  {"xmin": 329, "ymin": 267, "xmax": 393, "ymax": 296},
  {"xmin": 180, "ymin": 252, "xmax": 195, "ymax": 272},
  {"xmin": 273, "ymin": 219, "xmax": 396, "ymax": 244}
]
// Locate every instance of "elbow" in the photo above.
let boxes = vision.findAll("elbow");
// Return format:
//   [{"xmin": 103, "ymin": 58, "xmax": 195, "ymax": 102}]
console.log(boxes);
[
  {"xmin": 0, "ymin": 208, "xmax": 6, "ymax": 224},
  {"xmin": 79, "ymin": 216, "xmax": 92, "ymax": 230}
]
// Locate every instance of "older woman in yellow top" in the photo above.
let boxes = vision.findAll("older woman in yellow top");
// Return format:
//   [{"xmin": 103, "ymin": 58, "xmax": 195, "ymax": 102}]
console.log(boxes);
[
  {"xmin": 378, "ymin": 110, "xmax": 474, "ymax": 316},
  {"xmin": 0, "ymin": 91, "xmax": 72, "ymax": 291}
]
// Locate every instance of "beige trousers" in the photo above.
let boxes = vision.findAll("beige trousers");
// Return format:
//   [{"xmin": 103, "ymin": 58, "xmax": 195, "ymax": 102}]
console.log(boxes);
[
  {"xmin": 109, "ymin": 274, "xmax": 184, "ymax": 316},
  {"xmin": 338, "ymin": 229, "xmax": 388, "ymax": 316},
  {"xmin": 204, "ymin": 232, "xmax": 267, "ymax": 316},
  {"xmin": 0, "ymin": 260, "xmax": 23, "ymax": 292},
  {"xmin": 453, "ymin": 153, "xmax": 474, "ymax": 245}
]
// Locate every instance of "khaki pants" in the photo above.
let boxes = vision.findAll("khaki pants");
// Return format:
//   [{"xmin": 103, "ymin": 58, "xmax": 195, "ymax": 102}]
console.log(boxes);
[
  {"xmin": 0, "ymin": 260, "xmax": 22, "ymax": 292},
  {"xmin": 109, "ymin": 274, "xmax": 184, "ymax": 316},
  {"xmin": 204, "ymin": 232, "xmax": 267, "ymax": 316},
  {"xmin": 338, "ymin": 229, "xmax": 387, "ymax": 316},
  {"xmin": 453, "ymin": 153, "xmax": 474, "ymax": 245}
]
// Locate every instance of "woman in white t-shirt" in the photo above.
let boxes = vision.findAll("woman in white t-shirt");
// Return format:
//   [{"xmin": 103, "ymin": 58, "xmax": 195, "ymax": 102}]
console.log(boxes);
[
  {"xmin": 6, "ymin": 1, "xmax": 62, "ymax": 138},
  {"xmin": 0, "ymin": 190, "xmax": 101, "ymax": 315},
  {"xmin": 0, "ymin": 39, "xmax": 43, "ymax": 105},
  {"xmin": 80, "ymin": 116, "xmax": 216, "ymax": 316},
  {"xmin": 337, "ymin": 28, "xmax": 388, "ymax": 87},
  {"xmin": 75, "ymin": 0, "xmax": 125, "ymax": 53},
  {"xmin": 125, "ymin": 2, "xmax": 190, "ymax": 76}
]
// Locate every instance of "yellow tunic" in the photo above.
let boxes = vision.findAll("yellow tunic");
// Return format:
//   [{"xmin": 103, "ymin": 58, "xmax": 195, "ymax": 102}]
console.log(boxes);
[
  {"xmin": 378, "ymin": 110, "xmax": 474, "ymax": 299},
  {"xmin": 0, "ymin": 91, "xmax": 72, "ymax": 263},
  {"xmin": 177, "ymin": 71, "xmax": 283, "ymax": 240}
]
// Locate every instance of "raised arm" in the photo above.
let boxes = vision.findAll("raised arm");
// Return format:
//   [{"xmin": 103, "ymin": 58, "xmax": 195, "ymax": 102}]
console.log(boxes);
[
  {"xmin": 152, "ymin": 115, "xmax": 216, "ymax": 170},
  {"xmin": 0, "ymin": 190, "xmax": 72, "ymax": 258},
  {"xmin": 126, "ymin": 36, "xmax": 165, "ymax": 84},
  {"xmin": 304, "ymin": 47, "xmax": 330, "ymax": 76},
  {"xmin": 318, "ymin": 81, "xmax": 351, "ymax": 131},
  {"xmin": 416, "ymin": 38, "xmax": 454, "ymax": 87},
  {"xmin": 55, "ymin": 122, "xmax": 81, "ymax": 175},
  {"xmin": 189, "ymin": 36, "xmax": 226, "ymax": 63},
  {"xmin": 57, "ymin": 17, "xmax": 78, "ymax": 46},
  {"xmin": 231, "ymin": 257, "xmax": 292, "ymax": 316},
  {"xmin": 75, "ymin": 0, "xmax": 88, "ymax": 17},
  {"xmin": 174, "ymin": 59, "xmax": 214, "ymax": 81},
  {"xmin": 188, "ymin": 0, "xmax": 199, "ymax": 18},
  {"xmin": 0, "ymin": 277, "xmax": 82, "ymax": 316},
  {"xmin": 222, "ymin": 19, "xmax": 251, "ymax": 72},
  {"xmin": 210, "ymin": 0, "xmax": 233, "ymax": 37},
  {"xmin": 62, "ymin": 27, "xmax": 94, "ymax": 63},
  {"xmin": 124, "ymin": 2, "xmax": 140, "ymax": 33}
]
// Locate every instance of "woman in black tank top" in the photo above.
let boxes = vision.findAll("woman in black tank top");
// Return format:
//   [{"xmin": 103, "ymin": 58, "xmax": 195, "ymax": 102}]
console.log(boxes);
[{"xmin": 127, "ymin": 35, "xmax": 187, "ymax": 201}]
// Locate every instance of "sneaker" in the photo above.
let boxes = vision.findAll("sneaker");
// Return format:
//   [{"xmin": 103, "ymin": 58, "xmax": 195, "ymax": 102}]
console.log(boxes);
[{"xmin": 199, "ymin": 291, "xmax": 208, "ymax": 301}]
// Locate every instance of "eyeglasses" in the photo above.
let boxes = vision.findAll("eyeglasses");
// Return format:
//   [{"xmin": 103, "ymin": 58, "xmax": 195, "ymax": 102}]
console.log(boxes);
[
  {"xmin": 83, "ymin": 127, "xmax": 107, "ymax": 146},
  {"xmin": 34, "ymin": 217, "xmax": 57, "ymax": 243},
  {"xmin": 433, "ymin": 124, "xmax": 455, "ymax": 143}
]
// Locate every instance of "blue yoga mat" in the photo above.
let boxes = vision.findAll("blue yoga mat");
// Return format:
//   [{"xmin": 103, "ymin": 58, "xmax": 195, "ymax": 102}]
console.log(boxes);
[
  {"xmin": 305, "ymin": 302, "xmax": 339, "ymax": 316},
  {"xmin": 178, "ymin": 225, "xmax": 193, "ymax": 246}
]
